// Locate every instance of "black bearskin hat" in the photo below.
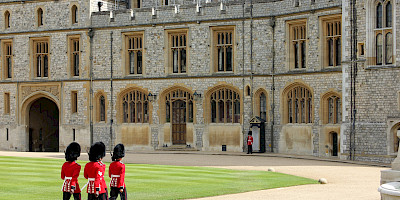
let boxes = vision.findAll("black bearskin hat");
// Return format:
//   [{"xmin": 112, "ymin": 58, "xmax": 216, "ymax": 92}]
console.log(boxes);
[
  {"xmin": 65, "ymin": 142, "xmax": 81, "ymax": 162},
  {"xmin": 112, "ymin": 143, "xmax": 125, "ymax": 161},
  {"xmin": 88, "ymin": 142, "xmax": 106, "ymax": 162}
]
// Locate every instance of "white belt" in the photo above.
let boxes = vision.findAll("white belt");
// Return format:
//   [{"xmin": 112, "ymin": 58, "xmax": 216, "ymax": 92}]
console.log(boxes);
[
  {"xmin": 111, "ymin": 175, "xmax": 120, "ymax": 178},
  {"xmin": 82, "ymin": 178, "xmax": 96, "ymax": 190},
  {"xmin": 61, "ymin": 177, "xmax": 73, "ymax": 191}
]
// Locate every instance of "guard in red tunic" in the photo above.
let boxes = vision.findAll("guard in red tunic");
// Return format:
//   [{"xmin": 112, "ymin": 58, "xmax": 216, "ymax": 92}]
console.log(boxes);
[
  {"xmin": 84, "ymin": 142, "xmax": 108, "ymax": 200},
  {"xmin": 109, "ymin": 144, "xmax": 127, "ymax": 200},
  {"xmin": 61, "ymin": 142, "xmax": 82, "ymax": 200},
  {"xmin": 247, "ymin": 131, "xmax": 253, "ymax": 154}
]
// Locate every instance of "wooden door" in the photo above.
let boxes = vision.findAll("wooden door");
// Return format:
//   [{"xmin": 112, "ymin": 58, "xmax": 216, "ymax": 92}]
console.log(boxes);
[{"xmin": 172, "ymin": 100, "xmax": 186, "ymax": 145}]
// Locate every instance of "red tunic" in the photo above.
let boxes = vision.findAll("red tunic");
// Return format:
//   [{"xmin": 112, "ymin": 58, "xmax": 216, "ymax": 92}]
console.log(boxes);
[
  {"xmin": 109, "ymin": 161, "xmax": 126, "ymax": 188},
  {"xmin": 61, "ymin": 161, "xmax": 81, "ymax": 193},
  {"xmin": 84, "ymin": 161, "xmax": 107, "ymax": 194},
  {"xmin": 247, "ymin": 136, "xmax": 253, "ymax": 146}
]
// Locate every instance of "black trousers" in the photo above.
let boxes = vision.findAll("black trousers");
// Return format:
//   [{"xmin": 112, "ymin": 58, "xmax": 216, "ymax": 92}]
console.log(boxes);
[
  {"xmin": 247, "ymin": 145, "xmax": 252, "ymax": 154},
  {"xmin": 63, "ymin": 192, "xmax": 81, "ymax": 200},
  {"xmin": 110, "ymin": 187, "xmax": 127, "ymax": 200},
  {"xmin": 88, "ymin": 188, "xmax": 108, "ymax": 200}
]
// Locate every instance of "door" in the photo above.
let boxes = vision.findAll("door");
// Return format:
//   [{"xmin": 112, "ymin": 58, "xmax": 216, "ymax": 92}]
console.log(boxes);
[
  {"xmin": 331, "ymin": 132, "xmax": 338, "ymax": 156},
  {"xmin": 172, "ymin": 100, "xmax": 186, "ymax": 145}
]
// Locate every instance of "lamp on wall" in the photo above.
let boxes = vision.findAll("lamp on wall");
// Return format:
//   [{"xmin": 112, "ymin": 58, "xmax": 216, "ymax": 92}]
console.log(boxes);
[
  {"xmin": 148, "ymin": 92, "xmax": 157, "ymax": 102},
  {"xmin": 193, "ymin": 91, "xmax": 202, "ymax": 101}
]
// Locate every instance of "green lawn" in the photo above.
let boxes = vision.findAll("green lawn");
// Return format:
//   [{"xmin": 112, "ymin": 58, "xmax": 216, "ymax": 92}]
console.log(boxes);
[{"xmin": 0, "ymin": 156, "xmax": 317, "ymax": 200}]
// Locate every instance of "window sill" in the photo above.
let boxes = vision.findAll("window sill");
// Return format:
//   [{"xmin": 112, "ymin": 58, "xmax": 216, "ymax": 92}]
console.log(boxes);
[
  {"xmin": 124, "ymin": 74, "xmax": 143, "ymax": 78},
  {"xmin": 213, "ymin": 72, "xmax": 235, "ymax": 76},
  {"xmin": 365, "ymin": 65, "xmax": 399, "ymax": 70}
]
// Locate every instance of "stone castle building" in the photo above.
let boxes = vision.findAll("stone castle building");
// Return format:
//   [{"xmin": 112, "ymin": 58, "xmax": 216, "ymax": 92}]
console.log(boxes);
[{"xmin": 0, "ymin": 0, "xmax": 398, "ymax": 163}]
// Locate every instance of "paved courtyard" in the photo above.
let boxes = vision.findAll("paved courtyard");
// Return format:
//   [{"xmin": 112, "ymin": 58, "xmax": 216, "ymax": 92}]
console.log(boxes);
[{"xmin": 0, "ymin": 151, "xmax": 388, "ymax": 200}]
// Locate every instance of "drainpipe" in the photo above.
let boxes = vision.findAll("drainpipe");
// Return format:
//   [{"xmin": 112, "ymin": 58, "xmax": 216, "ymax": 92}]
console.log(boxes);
[
  {"xmin": 110, "ymin": 31, "xmax": 114, "ymax": 151},
  {"xmin": 249, "ymin": 0, "xmax": 254, "ymax": 118},
  {"xmin": 269, "ymin": 16, "xmax": 275, "ymax": 153},
  {"xmin": 88, "ymin": 28, "xmax": 94, "ymax": 146},
  {"xmin": 349, "ymin": 0, "xmax": 357, "ymax": 161},
  {"xmin": 241, "ymin": 0, "xmax": 245, "ymax": 152}
]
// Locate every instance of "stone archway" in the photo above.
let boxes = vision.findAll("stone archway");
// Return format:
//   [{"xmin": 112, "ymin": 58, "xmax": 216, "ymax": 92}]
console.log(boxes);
[{"xmin": 28, "ymin": 97, "xmax": 59, "ymax": 152}]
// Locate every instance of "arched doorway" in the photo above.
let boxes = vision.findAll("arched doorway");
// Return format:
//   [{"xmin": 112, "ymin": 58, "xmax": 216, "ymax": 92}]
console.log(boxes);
[
  {"xmin": 164, "ymin": 89, "xmax": 194, "ymax": 145},
  {"xmin": 28, "ymin": 97, "xmax": 59, "ymax": 152},
  {"xmin": 330, "ymin": 132, "xmax": 338, "ymax": 156}
]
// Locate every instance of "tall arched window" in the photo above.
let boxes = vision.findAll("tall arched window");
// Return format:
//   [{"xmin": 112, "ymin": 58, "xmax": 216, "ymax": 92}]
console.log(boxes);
[
  {"xmin": 4, "ymin": 11, "xmax": 10, "ymax": 29},
  {"xmin": 254, "ymin": 89, "xmax": 267, "ymax": 121},
  {"xmin": 121, "ymin": 90, "xmax": 149, "ymax": 123},
  {"xmin": 374, "ymin": 0, "xmax": 393, "ymax": 65},
  {"xmin": 210, "ymin": 87, "xmax": 240, "ymax": 123},
  {"xmin": 99, "ymin": 95, "xmax": 105, "ymax": 122},
  {"xmin": 285, "ymin": 85, "xmax": 312, "ymax": 124},
  {"xmin": 37, "ymin": 8, "xmax": 43, "ymax": 27},
  {"xmin": 71, "ymin": 5, "xmax": 78, "ymax": 24},
  {"xmin": 327, "ymin": 96, "xmax": 341, "ymax": 124}
]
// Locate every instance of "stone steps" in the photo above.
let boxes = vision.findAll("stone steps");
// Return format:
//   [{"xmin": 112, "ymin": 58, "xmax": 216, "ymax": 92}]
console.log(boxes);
[{"xmin": 157, "ymin": 145, "xmax": 198, "ymax": 151}]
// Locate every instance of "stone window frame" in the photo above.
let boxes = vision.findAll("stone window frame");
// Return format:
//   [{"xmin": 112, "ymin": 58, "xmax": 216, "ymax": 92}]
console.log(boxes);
[
  {"xmin": 253, "ymin": 88, "xmax": 268, "ymax": 121},
  {"xmin": 1, "ymin": 39, "xmax": 13, "ymax": 79},
  {"xmin": 4, "ymin": 92, "xmax": 10, "ymax": 114},
  {"xmin": 4, "ymin": 10, "xmax": 10, "ymax": 29},
  {"xmin": 210, "ymin": 26, "xmax": 235, "ymax": 73},
  {"xmin": 30, "ymin": 37, "xmax": 50, "ymax": 79},
  {"xmin": 71, "ymin": 91, "xmax": 78, "ymax": 114},
  {"xmin": 366, "ymin": 0, "xmax": 395, "ymax": 66},
  {"xmin": 36, "ymin": 7, "xmax": 44, "ymax": 27},
  {"xmin": 286, "ymin": 19, "xmax": 308, "ymax": 70},
  {"xmin": 122, "ymin": 31, "xmax": 145, "ymax": 76},
  {"xmin": 282, "ymin": 82, "xmax": 313, "ymax": 124},
  {"xmin": 161, "ymin": 0, "xmax": 169, "ymax": 6},
  {"xmin": 320, "ymin": 14, "xmax": 342, "ymax": 68},
  {"xmin": 117, "ymin": 87, "xmax": 150, "ymax": 124},
  {"xmin": 70, "ymin": 3, "xmax": 79, "ymax": 25},
  {"xmin": 128, "ymin": 0, "xmax": 142, "ymax": 9},
  {"xmin": 68, "ymin": 35, "xmax": 80, "ymax": 77},
  {"xmin": 95, "ymin": 91, "xmax": 107, "ymax": 123},
  {"xmin": 205, "ymin": 84, "xmax": 242, "ymax": 124},
  {"xmin": 165, "ymin": 29, "xmax": 189, "ymax": 75},
  {"xmin": 321, "ymin": 91, "xmax": 342, "ymax": 124}
]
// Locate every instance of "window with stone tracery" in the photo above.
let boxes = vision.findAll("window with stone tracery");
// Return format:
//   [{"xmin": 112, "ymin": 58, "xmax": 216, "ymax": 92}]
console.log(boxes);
[
  {"xmin": 322, "ymin": 16, "xmax": 341, "ymax": 67},
  {"xmin": 212, "ymin": 27, "xmax": 234, "ymax": 73},
  {"xmin": 285, "ymin": 85, "xmax": 312, "ymax": 124},
  {"xmin": 374, "ymin": 0, "xmax": 393, "ymax": 65},
  {"xmin": 164, "ymin": 89, "xmax": 193, "ymax": 123},
  {"xmin": 210, "ymin": 87, "xmax": 240, "ymax": 123},
  {"xmin": 2, "ymin": 40, "xmax": 12, "ymax": 79},
  {"xmin": 122, "ymin": 90, "xmax": 149, "ymax": 123},
  {"xmin": 33, "ymin": 39, "xmax": 49, "ymax": 78},
  {"xmin": 288, "ymin": 19, "xmax": 307, "ymax": 69},
  {"xmin": 168, "ymin": 31, "xmax": 187, "ymax": 74},
  {"xmin": 327, "ymin": 96, "xmax": 341, "ymax": 124},
  {"xmin": 124, "ymin": 33, "xmax": 143, "ymax": 75}
]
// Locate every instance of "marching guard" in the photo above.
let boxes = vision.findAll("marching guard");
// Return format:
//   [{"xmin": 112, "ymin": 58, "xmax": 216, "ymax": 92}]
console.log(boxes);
[
  {"xmin": 84, "ymin": 142, "xmax": 108, "ymax": 200},
  {"xmin": 109, "ymin": 144, "xmax": 127, "ymax": 200},
  {"xmin": 61, "ymin": 142, "xmax": 82, "ymax": 200}
]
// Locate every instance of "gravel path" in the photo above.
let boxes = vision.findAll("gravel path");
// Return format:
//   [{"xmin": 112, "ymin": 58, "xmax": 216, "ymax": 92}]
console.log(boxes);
[{"xmin": 0, "ymin": 151, "xmax": 387, "ymax": 200}]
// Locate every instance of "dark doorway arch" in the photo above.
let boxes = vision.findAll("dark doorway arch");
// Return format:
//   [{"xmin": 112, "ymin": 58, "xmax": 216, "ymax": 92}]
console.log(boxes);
[
  {"xmin": 330, "ymin": 132, "xmax": 338, "ymax": 156},
  {"xmin": 29, "ymin": 97, "xmax": 59, "ymax": 152}
]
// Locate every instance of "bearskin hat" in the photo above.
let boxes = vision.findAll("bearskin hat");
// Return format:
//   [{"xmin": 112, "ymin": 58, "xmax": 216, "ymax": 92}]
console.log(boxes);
[
  {"xmin": 112, "ymin": 143, "xmax": 125, "ymax": 161},
  {"xmin": 88, "ymin": 142, "xmax": 106, "ymax": 162},
  {"xmin": 65, "ymin": 142, "xmax": 81, "ymax": 162}
]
